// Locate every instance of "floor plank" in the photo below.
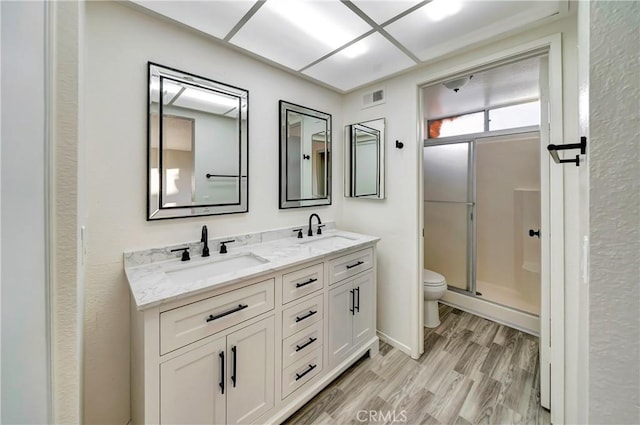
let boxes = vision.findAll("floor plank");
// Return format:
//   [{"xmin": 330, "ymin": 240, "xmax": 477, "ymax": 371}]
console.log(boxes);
[{"xmin": 283, "ymin": 305, "xmax": 549, "ymax": 425}]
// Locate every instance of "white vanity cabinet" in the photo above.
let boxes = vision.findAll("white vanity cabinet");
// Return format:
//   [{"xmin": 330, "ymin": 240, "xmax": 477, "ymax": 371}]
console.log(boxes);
[
  {"xmin": 129, "ymin": 240, "xmax": 378, "ymax": 425},
  {"xmin": 328, "ymin": 270, "xmax": 375, "ymax": 366},
  {"xmin": 159, "ymin": 305, "xmax": 274, "ymax": 425}
]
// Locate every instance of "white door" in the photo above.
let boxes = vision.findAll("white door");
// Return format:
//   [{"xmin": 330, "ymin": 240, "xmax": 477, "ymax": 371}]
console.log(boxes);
[
  {"xmin": 160, "ymin": 337, "xmax": 226, "ymax": 425},
  {"xmin": 329, "ymin": 282, "xmax": 355, "ymax": 365},
  {"xmin": 539, "ymin": 54, "xmax": 552, "ymax": 410},
  {"xmin": 352, "ymin": 271, "xmax": 375, "ymax": 346},
  {"xmin": 226, "ymin": 317, "xmax": 275, "ymax": 425}
]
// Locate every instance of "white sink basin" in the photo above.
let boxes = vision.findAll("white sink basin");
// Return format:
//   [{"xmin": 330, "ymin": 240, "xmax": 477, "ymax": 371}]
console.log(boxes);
[
  {"xmin": 300, "ymin": 235, "xmax": 356, "ymax": 249},
  {"xmin": 165, "ymin": 253, "xmax": 268, "ymax": 284}
]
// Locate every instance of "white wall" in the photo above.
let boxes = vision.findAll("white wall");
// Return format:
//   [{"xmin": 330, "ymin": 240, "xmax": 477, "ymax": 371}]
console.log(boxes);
[
  {"xmin": 0, "ymin": 1, "xmax": 50, "ymax": 422},
  {"xmin": 341, "ymin": 16, "xmax": 579, "ymax": 362},
  {"xmin": 587, "ymin": 2, "xmax": 640, "ymax": 424},
  {"xmin": 83, "ymin": 2, "xmax": 343, "ymax": 423}
]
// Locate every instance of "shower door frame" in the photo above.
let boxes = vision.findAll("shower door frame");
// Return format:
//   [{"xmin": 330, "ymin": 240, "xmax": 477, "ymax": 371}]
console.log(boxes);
[
  {"xmin": 416, "ymin": 35, "xmax": 565, "ymax": 424},
  {"xmin": 424, "ymin": 126, "xmax": 540, "ymax": 301}
]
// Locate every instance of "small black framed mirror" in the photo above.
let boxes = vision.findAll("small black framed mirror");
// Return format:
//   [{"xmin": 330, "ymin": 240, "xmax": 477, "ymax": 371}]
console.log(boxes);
[
  {"xmin": 147, "ymin": 63, "xmax": 249, "ymax": 220},
  {"xmin": 279, "ymin": 101, "xmax": 331, "ymax": 209},
  {"xmin": 344, "ymin": 118, "xmax": 385, "ymax": 199}
]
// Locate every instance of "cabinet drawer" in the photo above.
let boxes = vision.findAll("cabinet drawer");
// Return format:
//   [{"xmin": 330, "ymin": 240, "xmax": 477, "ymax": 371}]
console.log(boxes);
[
  {"xmin": 282, "ymin": 321, "xmax": 323, "ymax": 368},
  {"xmin": 282, "ymin": 294, "xmax": 323, "ymax": 338},
  {"xmin": 281, "ymin": 348, "xmax": 323, "ymax": 399},
  {"xmin": 328, "ymin": 248, "xmax": 373, "ymax": 285},
  {"xmin": 160, "ymin": 279, "xmax": 274, "ymax": 355},
  {"xmin": 282, "ymin": 263, "xmax": 324, "ymax": 304}
]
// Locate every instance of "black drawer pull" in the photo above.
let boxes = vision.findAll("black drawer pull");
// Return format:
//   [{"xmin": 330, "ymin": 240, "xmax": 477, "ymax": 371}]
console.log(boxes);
[
  {"xmin": 296, "ymin": 277, "xmax": 318, "ymax": 288},
  {"xmin": 350, "ymin": 289, "xmax": 354, "ymax": 315},
  {"xmin": 295, "ymin": 364, "xmax": 317, "ymax": 381},
  {"xmin": 346, "ymin": 260, "xmax": 364, "ymax": 269},
  {"xmin": 295, "ymin": 310, "xmax": 317, "ymax": 322},
  {"xmin": 219, "ymin": 351, "xmax": 225, "ymax": 394},
  {"xmin": 231, "ymin": 345, "xmax": 237, "ymax": 387},
  {"xmin": 206, "ymin": 304, "xmax": 248, "ymax": 322},
  {"xmin": 295, "ymin": 337, "xmax": 317, "ymax": 352}
]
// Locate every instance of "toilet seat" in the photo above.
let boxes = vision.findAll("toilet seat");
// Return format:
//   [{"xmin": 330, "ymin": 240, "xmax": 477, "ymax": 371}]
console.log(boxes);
[{"xmin": 423, "ymin": 269, "xmax": 446, "ymax": 286}]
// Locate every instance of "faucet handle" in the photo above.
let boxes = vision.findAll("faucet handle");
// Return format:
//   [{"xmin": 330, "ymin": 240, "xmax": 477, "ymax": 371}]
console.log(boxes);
[
  {"xmin": 219, "ymin": 240, "xmax": 235, "ymax": 254},
  {"xmin": 317, "ymin": 224, "xmax": 326, "ymax": 235},
  {"xmin": 171, "ymin": 247, "xmax": 190, "ymax": 261},
  {"xmin": 292, "ymin": 228, "xmax": 303, "ymax": 239}
]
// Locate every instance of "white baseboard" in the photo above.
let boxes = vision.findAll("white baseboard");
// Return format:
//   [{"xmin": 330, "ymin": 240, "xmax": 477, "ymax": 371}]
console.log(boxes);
[
  {"xmin": 441, "ymin": 290, "xmax": 539, "ymax": 336},
  {"xmin": 376, "ymin": 330, "xmax": 412, "ymax": 355}
]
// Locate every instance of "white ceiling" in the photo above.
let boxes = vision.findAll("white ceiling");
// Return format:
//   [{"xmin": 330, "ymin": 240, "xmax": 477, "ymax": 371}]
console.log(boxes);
[{"xmin": 132, "ymin": 0, "xmax": 565, "ymax": 93}]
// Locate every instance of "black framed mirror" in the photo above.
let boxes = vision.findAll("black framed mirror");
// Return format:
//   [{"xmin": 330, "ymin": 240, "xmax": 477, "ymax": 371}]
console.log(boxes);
[
  {"xmin": 344, "ymin": 118, "xmax": 385, "ymax": 199},
  {"xmin": 279, "ymin": 101, "xmax": 331, "ymax": 209},
  {"xmin": 147, "ymin": 63, "xmax": 248, "ymax": 220}
]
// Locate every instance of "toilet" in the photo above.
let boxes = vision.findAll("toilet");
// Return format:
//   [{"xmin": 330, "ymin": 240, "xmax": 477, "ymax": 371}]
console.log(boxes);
[{"xmin": 423, "ymin": 269, "xmax": 448, "ymax": 328}]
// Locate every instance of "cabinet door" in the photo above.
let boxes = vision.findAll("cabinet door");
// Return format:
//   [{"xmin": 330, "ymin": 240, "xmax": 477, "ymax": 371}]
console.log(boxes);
[
  {"xmin": 226, "ymin": 317, "xmax": 275, "ymax": 425},
  {"xmin": 352, "ymin": 271, "xmax": 375, "ymax": 347},
  {"xmin": 160, "ymin": 337, "xmax": 226, "ymax": 425},
  {"xmin": 328, "ymin": 281, "xmax": 354, "ymax": 366}
]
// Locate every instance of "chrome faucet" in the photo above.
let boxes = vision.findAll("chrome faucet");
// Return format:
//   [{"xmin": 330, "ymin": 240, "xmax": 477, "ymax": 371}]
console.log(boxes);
[
  {"xmin": 307, "ymin": 213, "xmax": 322, "ymax": 237},
  {"xmin": 201, "ymin": 225, "xmax": 210, "ymax": 257}
]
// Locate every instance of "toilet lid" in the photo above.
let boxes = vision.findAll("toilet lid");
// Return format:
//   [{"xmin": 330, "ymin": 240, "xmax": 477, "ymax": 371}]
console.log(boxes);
[{"xmin": 423, "ymin": 269, "xmax": 446, "ymax": 285}]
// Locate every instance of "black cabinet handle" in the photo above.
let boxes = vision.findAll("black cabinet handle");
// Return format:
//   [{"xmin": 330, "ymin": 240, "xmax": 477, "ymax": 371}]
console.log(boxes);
[
  {"xmin": 349, "ymin": 289, "xmax": 354, "ymax": 315},
  {"xmin": 529, "ymin": 229, "xmax": 541, "ymax": 238},
  {"xmin": 295, "ymin": 337, "xmax": 317, "ymax": 352},
  {"xmin": 296, "ymin": 277, "xmax": 318, "ymax": 288},
  {"xmin": 355, "ymin": 286, "xmax": 360, "ymax": 313},
  {"xmin": 231, "ymin": 346, "xmax": 237, "ymax": 387},
  {"xmin": 346, "ymin": 260, "xmax": 364, "ymax": 269},
  {"xmin": 206, "ymin": 304, "xmax": 248, "ymax": 322},
  {"xmin": 295, "ymin": 364, "xmax": 317, "ymax": 381},
  {"xmin": 219, "ymin": 351, "xmax": 225, "ymax": 394},
  {"xmin": 295, "ymin": 310, "xmax": 317, "ymax": 322}
]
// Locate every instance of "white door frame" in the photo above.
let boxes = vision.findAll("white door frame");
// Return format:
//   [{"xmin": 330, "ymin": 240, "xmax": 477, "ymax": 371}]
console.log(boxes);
[{"xmin": 415, "ymin": 34, "xmax": 565, "ymax": 423}]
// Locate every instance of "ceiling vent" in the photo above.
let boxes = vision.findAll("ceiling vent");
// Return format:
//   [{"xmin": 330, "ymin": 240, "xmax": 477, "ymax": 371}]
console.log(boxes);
[{"xmin": 362, "ymin": 87, "xmax": 385, "ymax": 109}]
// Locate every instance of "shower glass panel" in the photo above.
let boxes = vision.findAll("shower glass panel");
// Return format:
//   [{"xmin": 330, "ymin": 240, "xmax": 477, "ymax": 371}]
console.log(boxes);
[
  {"xmin": 423, "ymin": 142, "xmax": 473, "ymax": 292},
  {"xmin": 475, "ymin": 134, "xmax": 541, "ymax": 314}
]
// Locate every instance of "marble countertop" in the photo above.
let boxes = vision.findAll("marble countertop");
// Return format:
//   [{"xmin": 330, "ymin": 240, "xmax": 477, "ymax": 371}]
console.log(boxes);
[{"xmin": 125, "ymin": 229, "xmax": 379, "ymax": 311}]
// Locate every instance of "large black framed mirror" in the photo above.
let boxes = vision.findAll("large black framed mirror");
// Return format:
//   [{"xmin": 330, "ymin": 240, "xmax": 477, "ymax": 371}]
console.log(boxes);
[
  {"xmin": 147, "ymin": 62, "xmax": 249, "ymax": 220},
  {"xmin": 279, "ymin": 101, "xmax": 331, "ymax": 209},
  {"xmin": 344, "ymin": 118, "xmax": 385, "ymax": 199}
]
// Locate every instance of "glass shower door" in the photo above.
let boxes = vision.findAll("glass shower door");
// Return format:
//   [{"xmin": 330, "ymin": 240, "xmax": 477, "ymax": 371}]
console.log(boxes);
[{"xmin": 423, "ymin": 142, "xmax": 474, "ymax": 292}]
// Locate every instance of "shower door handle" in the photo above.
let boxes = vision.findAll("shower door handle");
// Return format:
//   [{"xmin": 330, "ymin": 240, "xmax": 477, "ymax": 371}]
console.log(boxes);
[{"xmin": 529, "ymin": 229, "xmax": 541, "ymax": 238}]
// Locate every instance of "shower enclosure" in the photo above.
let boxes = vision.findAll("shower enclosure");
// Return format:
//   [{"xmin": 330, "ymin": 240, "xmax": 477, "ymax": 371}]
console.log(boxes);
[{"xmin": 423, "ymin": 132, "xmax": 541, "ymax": 315}]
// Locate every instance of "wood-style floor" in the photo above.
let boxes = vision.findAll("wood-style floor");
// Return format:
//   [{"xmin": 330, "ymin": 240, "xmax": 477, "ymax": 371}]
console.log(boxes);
[{"xmin": 283, "ymin": 304, "xmax": 549, "ymax": 425}]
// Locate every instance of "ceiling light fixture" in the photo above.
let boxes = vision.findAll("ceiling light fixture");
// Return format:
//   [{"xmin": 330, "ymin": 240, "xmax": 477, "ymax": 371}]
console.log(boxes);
[
  {"xmin": 267, "ymin": 0, "xmax": 354, "ymax": 50},
  {"xmin": 424, "ymin": 0, "xmax": 462, "ymax": 22},
  {"xmin": 341, "ymin": 40, "xmax": 368, "ymax": 59},
  {"xmin": 443, "ymin": 75, "xmax": 473, "ymax": 92}
]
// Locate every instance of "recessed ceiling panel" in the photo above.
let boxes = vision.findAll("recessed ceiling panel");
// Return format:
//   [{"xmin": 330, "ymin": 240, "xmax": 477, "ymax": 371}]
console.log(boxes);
[
  {"xmin": 230, "ymin": 0, "xmax": 373, "ymax": 70},
  {"xmin": 350, "ymin": 0, "xmax": 423, "ymax": 24},
  {"xmin": 386, "ymin": 1, "xmax": 560, "ymax": 61},
  {"xmin": 132, "ymin": 0, "xmax": 258, "ymax": 39},
  {"xmin": 422, "ymin": 56, "xmax": 542, "ymax": 118},
  {"xmin": 303, "ymin": 32, "xmax": 416, "ymax": 92}
]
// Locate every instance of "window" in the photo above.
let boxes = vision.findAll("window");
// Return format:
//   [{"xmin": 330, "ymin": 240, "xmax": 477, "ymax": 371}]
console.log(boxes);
[
  {"xmin": 428, "ymin": 111, "xmax": 484, "ymax": 138},
  {"xmin": 427, "ymin": 100, "xmax": 541, "ymax": 139},
  {"xmin": 488, "ymin": 101, "xmax": 540, "ymax": 131}
]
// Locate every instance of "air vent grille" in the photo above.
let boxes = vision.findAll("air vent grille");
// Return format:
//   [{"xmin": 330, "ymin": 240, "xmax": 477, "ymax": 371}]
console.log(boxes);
[{"xmin": 362, "ymin": 87, "xmax": 385, "ymax": 109}]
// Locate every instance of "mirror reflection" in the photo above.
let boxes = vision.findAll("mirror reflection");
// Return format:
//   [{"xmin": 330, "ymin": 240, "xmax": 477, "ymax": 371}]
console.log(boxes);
[
  {"xmin": 344, "ymin": 118, "xmax": 385, "ymax": 199},
  {"xmin": 280, "ymin": 101, "xmax": 331, "ymax": 209},
  {"xmin": 148, "ymin": 63, "xmax": 248, "ymax": 220}
]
